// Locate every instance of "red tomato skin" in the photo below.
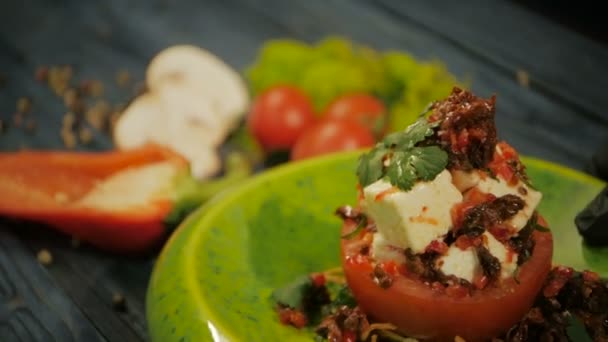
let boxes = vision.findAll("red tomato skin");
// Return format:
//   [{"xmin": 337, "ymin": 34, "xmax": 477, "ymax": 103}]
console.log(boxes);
[
  {"xmin": 290, "ymin": 120, "xmax": 375, "ymax": 161},
  {"xmin": 341, "ymin": 221, "xmax": 553, "ymax": 342},
  {"xmin": 323, "ymin": 93, "xmax": 386, "ymax": 132},
  {"xmin": 247, "ymin": 86, "xmax": 316, "ymax": 151}
]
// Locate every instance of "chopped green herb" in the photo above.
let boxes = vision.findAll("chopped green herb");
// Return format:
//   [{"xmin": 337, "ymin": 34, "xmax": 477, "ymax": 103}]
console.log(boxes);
[{"xmin": 357, "ymin": 117, "xmax": 447, "ymax": 190}]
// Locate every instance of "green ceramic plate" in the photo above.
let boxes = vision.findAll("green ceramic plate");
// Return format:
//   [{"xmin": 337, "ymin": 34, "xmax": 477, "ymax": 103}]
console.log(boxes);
[{"xmin": 147, "ymin": 151, "xmax": 606, "ymax": 342}]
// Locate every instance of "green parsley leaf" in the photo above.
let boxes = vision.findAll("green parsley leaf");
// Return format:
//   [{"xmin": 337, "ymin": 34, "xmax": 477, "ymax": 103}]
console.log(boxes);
[
  {"xmin": 356, "ymin": 117, "xmax": 447, "ymax": 191},
  {"xmin": 409, "ymin": 146, "xmax": 448, "ymax": 181},
  {"xmin": 356, "ymin": 146, "xmax": 388, "ymax": 187},
  {"xmin": 383, "ymin": 117, "xmax": 434, "ymax": 149},
  {"xmin": 385, "ymin": 151, "xmax": 416, "ymax": 190},
  {"xmin": 271, "ymin": 275, "xmax": 312, "ymax": 309}
]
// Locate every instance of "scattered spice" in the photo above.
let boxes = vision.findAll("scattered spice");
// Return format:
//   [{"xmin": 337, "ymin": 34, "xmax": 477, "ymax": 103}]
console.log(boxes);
[
  {"xmin": 86, "ymin": 100, "xmax": 110, "ymax": 130},
  {"xmin": 63, "ymin": 112, "xmax": 77, "ymax": 129},
  {"xmin": 9, "ymin": 64, "xmax": 134, "ymax": 147},
  {"xmin": 78, "ymin": 79, "xmax": 93, "ymax": 95},
  {"xmin": 48, "ymin": 65, "xmax": 73, "ymax": 96},
  {"xmin": 111, "ymin": 293, "xmax": 127, "ymax": 312},
  {"xmin": 79, "ymin": 127, "xmax": 93, "ymax": 145},
  {"xmin": 37, "ymin": 249, "xmax": 53, "ymax": 266},
  {"xmin": 115, "ymin": 70, "xmax": 131, "ymax": 87},
  {"xmin": 62, "ymin": 88, "xmax": 79, "ymax": 109},
  {"xmin": 35, "ymin": 66, "xmax": 49, "ymax": 83},
  {"xmin": 61, "ymin": 128, "xmax": 77, "ymax": 149},
  {"xmin": 516, "ymin": 69, "xmax": 529, "ymax": 88},
  {"xmin": 16, "ymin": 97, "xmax": 32, "ymax": 114},
  {"xmin": 90, "ymin": 80, "xmax": 104, "ymax": 97}
]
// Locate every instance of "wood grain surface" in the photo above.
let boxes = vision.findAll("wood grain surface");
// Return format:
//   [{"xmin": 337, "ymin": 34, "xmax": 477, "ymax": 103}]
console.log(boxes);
[{"xmin": 0, "ymin": 0, "xmax": 606, "ymax": 341}]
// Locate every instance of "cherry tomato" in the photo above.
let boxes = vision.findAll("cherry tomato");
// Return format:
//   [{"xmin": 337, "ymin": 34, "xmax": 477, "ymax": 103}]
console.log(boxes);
[
  {"xmin": 340, "ymin": 220, "xmax": 553, "ymax": 342},
  {"xmin": 290, "ymin": 120, "xmax": 375, "ymax": 161},
  {"xmin": 323, "ymin": 94, "xmax": 386, "ymax": 133},
  {"xmin": 247, "ymin": 86, "xmax": 316, "ymax": 151}
]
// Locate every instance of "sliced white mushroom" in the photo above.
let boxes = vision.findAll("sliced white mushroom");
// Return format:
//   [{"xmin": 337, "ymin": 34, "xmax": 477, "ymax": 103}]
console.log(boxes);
[
  {"xmin": 113, "ymin": 94, "xmax": 169, "ymax": 149},
  {"xmin": 166, "ymin": 130, "xmax": 221, "ymax": 180},
  {"xmin": 114, "ymin": 45, "xmax": 248, "ymax": 180},
  {"xmin": 114, "ymin": 92, "xmax": 221, "ymax": 179},
  {"xmin": 146, "ymin": 45, "xmax": 249, "ymax": 131},
  {"xmin": 155, "ymin": 79, "xmax": 228, "ymax": 147}
]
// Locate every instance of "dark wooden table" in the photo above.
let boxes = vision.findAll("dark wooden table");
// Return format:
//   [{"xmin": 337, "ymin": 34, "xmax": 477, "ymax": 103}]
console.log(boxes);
[{"xmin": 0, "ymin": 1, "xmax": 607, "ymax": 341}]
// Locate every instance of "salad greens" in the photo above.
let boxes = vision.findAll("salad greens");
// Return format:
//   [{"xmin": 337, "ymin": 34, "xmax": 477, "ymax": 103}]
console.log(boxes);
[{"xmin": 246, "ymin": 36, "xmax": 461, "ymax": 131}]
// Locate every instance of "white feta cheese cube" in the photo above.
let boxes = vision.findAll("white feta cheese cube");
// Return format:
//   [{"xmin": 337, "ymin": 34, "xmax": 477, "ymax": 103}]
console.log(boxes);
[
  {"xmin": 474, "ymin": 177, "xmax": 542, "ymax": 231},
  {"xmin": 370, "ymin": 233, "xmax": 406, "ymax": 264},
  {"xmin": 450, "ymin": 169, "xmax": 481, "ymax": 192},
  {"xmin": 436, "ymin": 245, "xmax": 481, "ymax": 283},
  {"xmin": 362, "ymin": 170, "xmax": 462, "ymax": 254},
  {"xmin": 483, "ymin": 232, "xmax": 518, "ymax": 279}
]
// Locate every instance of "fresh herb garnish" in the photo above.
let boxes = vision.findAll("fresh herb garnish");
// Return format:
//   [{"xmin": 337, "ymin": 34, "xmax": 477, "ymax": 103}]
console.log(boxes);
[{"xmin": 356, "ymin": 117, "xmax": 448, "ymax": 191}]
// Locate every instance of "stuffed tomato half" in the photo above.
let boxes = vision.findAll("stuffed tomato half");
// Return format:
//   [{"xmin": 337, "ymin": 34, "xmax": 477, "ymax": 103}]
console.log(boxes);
[{"xmin": 335, "ymin": 88, "xmax": 553, "ymax": 341}]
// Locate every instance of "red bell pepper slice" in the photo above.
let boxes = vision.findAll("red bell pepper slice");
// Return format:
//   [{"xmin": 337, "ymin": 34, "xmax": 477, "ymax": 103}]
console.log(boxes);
[{"xmin": 0, "ymin": 145, "xmax": 188, "ymax": 253}]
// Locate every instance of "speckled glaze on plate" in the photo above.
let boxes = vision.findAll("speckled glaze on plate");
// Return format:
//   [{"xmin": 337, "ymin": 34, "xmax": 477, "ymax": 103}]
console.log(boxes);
[{"xmin": 146, "ymin": 151, "xmax": 606, "ymax": 342}]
